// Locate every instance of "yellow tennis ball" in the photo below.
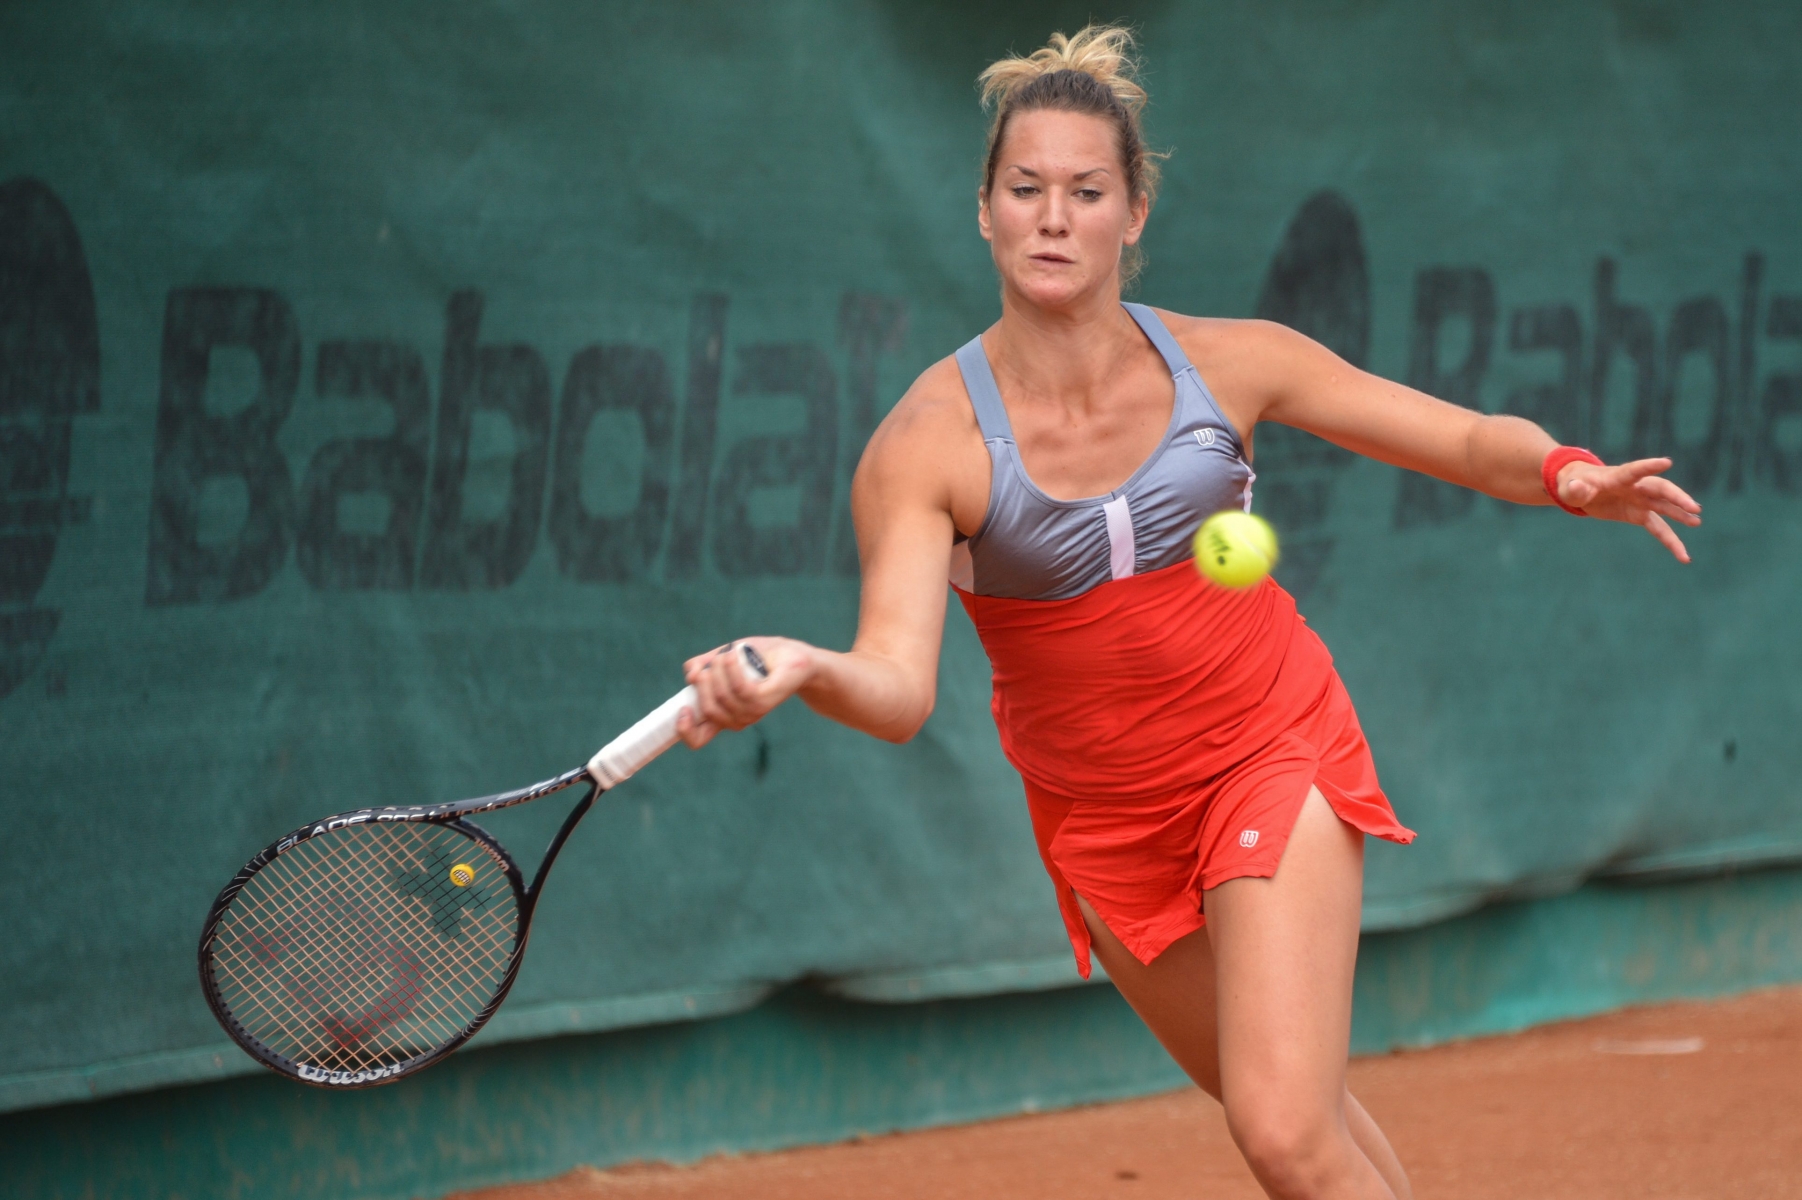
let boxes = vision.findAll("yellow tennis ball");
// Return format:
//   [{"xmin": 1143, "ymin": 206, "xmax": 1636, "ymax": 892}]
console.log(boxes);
[
  {"xmin": 1193, "ymin": 511, "xmax": 1280, "ymax": 589},
  {"xmin": 448, "ymin": 863, "xmax": 475, "ymax": 888}
]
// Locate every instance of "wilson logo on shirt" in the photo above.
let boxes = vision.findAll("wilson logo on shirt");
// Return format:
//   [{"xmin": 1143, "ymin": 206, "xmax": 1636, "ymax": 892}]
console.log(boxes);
[
  {"xmin": 1193, "ymin": 428, "xmax": 1217, "ymax": 447},
  {"xmin": 1239, "ymin": 829, "xmax": 1260, "ymax": 848}
]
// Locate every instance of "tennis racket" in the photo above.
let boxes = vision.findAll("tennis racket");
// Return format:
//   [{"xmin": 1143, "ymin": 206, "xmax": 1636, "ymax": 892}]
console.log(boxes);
[{"xmin": 197, "ymin": 643, "xmax": 766, "ymax": 1088}]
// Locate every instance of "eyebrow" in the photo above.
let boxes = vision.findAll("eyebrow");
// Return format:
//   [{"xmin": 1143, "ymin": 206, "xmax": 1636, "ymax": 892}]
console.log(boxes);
[{"xmin": 1006, "ymin": 166, "xmax": 1113, "ymax": 180}]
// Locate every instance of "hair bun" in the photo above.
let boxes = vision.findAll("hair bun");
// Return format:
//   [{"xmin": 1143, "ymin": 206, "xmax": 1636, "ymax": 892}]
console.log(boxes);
[{"xmin": 978, "ymin": 25, "xmax": 1147, "ymax": 116}]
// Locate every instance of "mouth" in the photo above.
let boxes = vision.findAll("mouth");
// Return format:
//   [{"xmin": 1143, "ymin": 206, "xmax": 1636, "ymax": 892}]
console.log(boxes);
[{"xmin": 1029, "ymin": 252, "xmax": 1075, "ymax": 265}]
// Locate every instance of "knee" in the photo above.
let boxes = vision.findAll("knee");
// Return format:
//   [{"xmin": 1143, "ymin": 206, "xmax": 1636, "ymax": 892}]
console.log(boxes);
[{"xmin": 1225, "ymin": 1098, "xmax": 1352, "ymax": 1198}]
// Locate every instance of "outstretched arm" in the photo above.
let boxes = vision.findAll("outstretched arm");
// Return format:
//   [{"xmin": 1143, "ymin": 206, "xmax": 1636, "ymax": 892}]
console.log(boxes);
[
  {"xmin": 675, "ymin": 382, "xmax": 966, "ymax": 747},
  {"xmin": 1234, "ymin": 320, "xmax": 1703, "ymax": 562}
]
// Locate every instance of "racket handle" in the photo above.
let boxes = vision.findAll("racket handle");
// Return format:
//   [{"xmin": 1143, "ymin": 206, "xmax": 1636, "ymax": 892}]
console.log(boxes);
[{"xmin": 586, "ymin": 643, "xmax": 769, "ymax": 788}]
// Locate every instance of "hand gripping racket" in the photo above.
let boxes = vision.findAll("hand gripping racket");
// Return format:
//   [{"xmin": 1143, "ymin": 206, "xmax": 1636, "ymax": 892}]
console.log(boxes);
[{"xmin": 197, "ymin": 644, "xmax": 766, "ymax": 1088}]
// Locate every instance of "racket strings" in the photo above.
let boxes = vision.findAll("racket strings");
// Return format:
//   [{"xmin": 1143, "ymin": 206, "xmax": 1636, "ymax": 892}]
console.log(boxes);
[
  {"xmin": 253, "ymin": 828, "xmax": 519, "ymax": 1065},
  {"xmin": 217, "ymin": 828, "xmax": 517, "ymax": 1071},
  {"xmin": 208, "ymin": 822, "xmax": 521, "ymax": 1074},
  {"xmin": 220, "ymin": 858, "xmax": 464, "ymax": 1070}
]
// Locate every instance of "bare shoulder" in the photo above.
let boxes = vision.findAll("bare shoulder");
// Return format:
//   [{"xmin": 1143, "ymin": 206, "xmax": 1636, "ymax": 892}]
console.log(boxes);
[
  {"xmin": 860, "ymin": 354, "xmax": 978, "ymax": 475},
  {"xmin": 1151, "ymin": 309, "xmax": 1310, "ymax": 366},
  {"xmin": 1150, "ymin": 310, "xmax": 1340, "ymax": 429},
  {"xmin": 852, "ymin": 353, "xmax": 990, "ymax": 535}
]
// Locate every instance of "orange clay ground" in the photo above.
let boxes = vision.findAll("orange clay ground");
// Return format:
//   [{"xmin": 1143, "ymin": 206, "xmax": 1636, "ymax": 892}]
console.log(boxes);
[{"xmin": 452, "ymin": 985, "xmax": 1802, "ymax": 1200}]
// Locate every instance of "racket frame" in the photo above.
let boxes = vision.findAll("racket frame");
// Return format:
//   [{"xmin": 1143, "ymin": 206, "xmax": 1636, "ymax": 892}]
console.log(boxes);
[{"xmin": 197, "ymin": 767, "xmax": 598, "ymax": 1087}]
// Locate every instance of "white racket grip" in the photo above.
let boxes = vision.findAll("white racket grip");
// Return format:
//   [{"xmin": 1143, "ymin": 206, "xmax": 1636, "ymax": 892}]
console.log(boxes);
[
  {"xmin": 587, "ymin": 686, "xmax": 695, "ymax": 789},
  {"xmin": 586, "ymin": 644, "xmax": 768, "ymax": 789}
]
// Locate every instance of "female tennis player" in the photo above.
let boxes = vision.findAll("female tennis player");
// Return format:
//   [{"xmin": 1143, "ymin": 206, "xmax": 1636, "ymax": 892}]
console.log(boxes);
[{"xmin": 675, "ymin": 27, "xmax": 1700, "ymax": 1200}]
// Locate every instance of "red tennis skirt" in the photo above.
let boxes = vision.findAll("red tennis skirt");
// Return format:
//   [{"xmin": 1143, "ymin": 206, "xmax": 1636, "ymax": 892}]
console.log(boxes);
[{"xmin": 956, "ymin": 561, "xmax": 1414, "ymax": 978}]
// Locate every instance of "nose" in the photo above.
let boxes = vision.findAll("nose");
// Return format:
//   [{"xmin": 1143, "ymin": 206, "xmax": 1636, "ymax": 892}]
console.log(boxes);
[{"xmin": 1038, "ymin": 190, "xmax": 1070, "ymax": 238}]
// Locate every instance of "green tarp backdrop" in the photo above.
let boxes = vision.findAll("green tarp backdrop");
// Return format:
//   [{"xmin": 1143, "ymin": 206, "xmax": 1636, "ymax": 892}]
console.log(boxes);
[{"xmin": 2, "ymin": 0, "xmax": 1799, "ymax": 1114}]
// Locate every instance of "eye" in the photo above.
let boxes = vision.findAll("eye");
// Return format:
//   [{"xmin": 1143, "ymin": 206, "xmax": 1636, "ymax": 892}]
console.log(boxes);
[
  {"xmin": 1075, "ymin": 187, "xmax": 1103, "ymax": 202},
  {"xmin": 1011, "ymin": 184, "xmax": 1039, "ymax": 198}
]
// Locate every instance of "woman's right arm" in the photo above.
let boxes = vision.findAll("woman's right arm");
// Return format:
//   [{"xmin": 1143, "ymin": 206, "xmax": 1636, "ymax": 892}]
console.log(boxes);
[{"xmin": 676, "ymin": 366, "xmax": 975, "ymax": 747}]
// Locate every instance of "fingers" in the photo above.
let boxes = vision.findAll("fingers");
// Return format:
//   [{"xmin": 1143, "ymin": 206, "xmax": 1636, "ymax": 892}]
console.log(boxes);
[
  {"xmin": 1642, "ymin": 512, "xmax": 1692, "ymax": 564},
  {"xmin": 1633, "ymin": 472, "xmax": 1702, "ymax": 514},
  {"xmin": 1615, "ymin": 456, "xmax": 1673, "ymax": 482},
  {"xmin": 1567, "ymin": 461, "xmax": 1661, "ymax": 502},
  {"xmin": 1556, "ymin": 457, "xmax": 1699, "ymax": 563},
  {"xmin": 1564, "ymin": 460, "xmax": 1703, "ymax": 521},
  {"xmin": 679, "ymin": 637, "xmax": 807, "ymax": 744},
  {"xmin": 689, "ymin": 641, "xmax": 774, "ymax": 733},
  {"xmin": 683, "ymin": 645, "xmax": 732, "ymax": 684},
  {"xmin": 675, "ymin": 704, "xmax": 718, "ymax": 749},
  {"xmin": 1647, "ymin": 498, "xmax": 1704, "ymax": 526}
]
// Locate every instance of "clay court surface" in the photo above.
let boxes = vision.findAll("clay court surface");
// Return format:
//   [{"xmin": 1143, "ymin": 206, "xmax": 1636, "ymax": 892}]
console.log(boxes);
[{"xmin": 452, "ymin": 985, "xmax": 1802, "ymax": 1200}]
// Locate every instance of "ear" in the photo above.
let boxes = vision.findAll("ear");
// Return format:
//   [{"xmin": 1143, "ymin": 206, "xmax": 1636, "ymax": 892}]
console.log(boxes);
[
  {"xmin": 976, "ymin": 187, "xmax": 994, "ymax": 243},
  {"xmin": 1122, "ymin": 191, "xmax": 1150, "ymax": 247}
]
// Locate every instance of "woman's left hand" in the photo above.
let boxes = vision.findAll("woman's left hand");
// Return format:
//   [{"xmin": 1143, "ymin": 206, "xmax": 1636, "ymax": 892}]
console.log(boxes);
[{"xmin": 1556, "ymin": 457, "xmax": 1702, "ymax": 563}]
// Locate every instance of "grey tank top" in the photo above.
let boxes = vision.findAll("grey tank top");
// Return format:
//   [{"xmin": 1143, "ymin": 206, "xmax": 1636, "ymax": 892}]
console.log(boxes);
[{"xmin": 949, "ymin": 303, "xmax": 1255, "ymax": 600}]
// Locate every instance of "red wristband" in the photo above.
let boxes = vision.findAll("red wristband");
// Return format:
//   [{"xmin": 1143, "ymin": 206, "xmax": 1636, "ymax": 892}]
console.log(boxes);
[{"xmin": 1542, "ymin": 446, "xmax": 1603, "ymax": 515}]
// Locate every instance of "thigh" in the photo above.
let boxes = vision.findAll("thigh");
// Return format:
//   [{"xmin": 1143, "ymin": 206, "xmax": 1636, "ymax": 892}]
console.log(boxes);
[
  {"xmin": 1076, "ymin": 893, "xmax": 1222, "ymax": 1097},
  {"xmin": 1203, "ymin": 786, "xmax": 1364, "ymax": 1121}
]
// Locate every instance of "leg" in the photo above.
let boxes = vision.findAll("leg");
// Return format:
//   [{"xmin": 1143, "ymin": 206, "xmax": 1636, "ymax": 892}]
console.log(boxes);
[
  {"xmin": 1206, "ymin": 788, "xmax": 1410, "ymax": 1199},
  {"xmin": 1077, "ymin": 893, "xmax": 1224, "ymax": 1097},
  {"xmin": 1078, "ymin": 855, "xmax": 1410, "ymax": 1197}
]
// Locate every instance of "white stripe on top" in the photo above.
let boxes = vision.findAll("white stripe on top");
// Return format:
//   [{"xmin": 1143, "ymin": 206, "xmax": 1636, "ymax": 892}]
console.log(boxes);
[{"xmin": 1102, "ymin": 495, "xmax": 1136, "ymax": 580}]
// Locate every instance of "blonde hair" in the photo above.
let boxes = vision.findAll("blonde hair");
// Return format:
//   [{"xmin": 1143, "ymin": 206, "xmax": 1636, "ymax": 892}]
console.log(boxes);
[{"xmin": 977, "ymin": 26, "xmax": 1163, "ymax": 284}]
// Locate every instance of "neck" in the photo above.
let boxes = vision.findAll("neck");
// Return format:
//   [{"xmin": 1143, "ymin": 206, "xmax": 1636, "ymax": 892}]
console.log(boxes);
[{"xmin": 987, "ymin": 276, "xmax": 1142, "ymax": 408}]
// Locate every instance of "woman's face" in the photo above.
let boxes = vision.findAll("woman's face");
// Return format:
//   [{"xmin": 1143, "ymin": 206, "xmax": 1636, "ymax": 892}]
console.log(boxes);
[{"xmin": 979, "ymin": 108, "xmax": 1148, "ymax": 311}]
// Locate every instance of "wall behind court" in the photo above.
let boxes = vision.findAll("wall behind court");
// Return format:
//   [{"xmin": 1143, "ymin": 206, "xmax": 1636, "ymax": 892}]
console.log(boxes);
[{"xmin": 2, "ymin": 0, "xmax": 1799, "ymax": 1112}]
